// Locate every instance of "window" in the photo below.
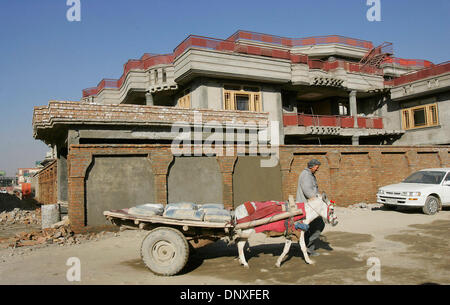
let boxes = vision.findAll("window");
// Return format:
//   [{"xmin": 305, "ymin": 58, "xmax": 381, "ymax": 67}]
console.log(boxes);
[
  {"xmin": 403, "ymin": 171, "xmax": 446, "ymax": 185},
  {"xmin": 223, "ymin": 85, "xmax": 262, "ymax": 111},
  {"xmin": 401, "ymin": 103, "xmax": 439, "ymax": 130},
  {"xmin": 177, "ymin": 89, "xmax": 190, "ymax": 108}
]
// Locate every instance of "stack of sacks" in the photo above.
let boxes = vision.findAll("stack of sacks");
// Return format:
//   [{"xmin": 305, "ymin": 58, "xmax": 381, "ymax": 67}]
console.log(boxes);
[
  {"xmin": 128, "ymin": 203, "xmax": 164, "ymax": 216},
  {"xmin": 198, "ymin": 203, "xmax": 232, "ymax": 223},
  {"xmin": 163, "ymin": 202, "xmax": 204, "ymax": 221}
]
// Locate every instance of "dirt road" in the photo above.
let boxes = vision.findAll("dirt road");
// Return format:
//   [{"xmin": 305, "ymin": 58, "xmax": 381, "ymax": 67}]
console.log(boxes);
[{"xmin": 0, "ymin": 205, "xmax": 449, "ymax": 285}]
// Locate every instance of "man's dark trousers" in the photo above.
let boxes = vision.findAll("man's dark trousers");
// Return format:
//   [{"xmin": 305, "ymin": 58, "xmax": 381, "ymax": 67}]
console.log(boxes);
[{"xmin": 305, "ymin": 217, "xmax": 325, "ymax": 251}]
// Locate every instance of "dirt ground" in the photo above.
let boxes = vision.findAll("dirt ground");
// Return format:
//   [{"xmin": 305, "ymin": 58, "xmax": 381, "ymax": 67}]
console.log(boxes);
[{"xmin": 0, "ymin": 204, "xmax": 449, "ymax": 285}]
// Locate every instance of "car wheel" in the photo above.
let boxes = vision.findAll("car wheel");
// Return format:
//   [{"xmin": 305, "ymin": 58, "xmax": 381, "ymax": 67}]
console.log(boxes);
[{"xmin": 422, "ymin": 196, "xmax": 440, "ymax": 215}]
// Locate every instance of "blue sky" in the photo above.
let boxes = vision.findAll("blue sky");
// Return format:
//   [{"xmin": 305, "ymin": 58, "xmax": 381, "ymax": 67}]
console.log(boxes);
[{"xmin": 0, "ymin": 0, "xmax": 449, "ymax": 176}]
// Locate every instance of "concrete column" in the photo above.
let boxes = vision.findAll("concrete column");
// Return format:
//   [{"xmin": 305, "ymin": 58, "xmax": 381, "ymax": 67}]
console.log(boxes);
[
  {"xmin": 352, "ymin": 135, "xmax": 359, "ymax": 146},
  {"xmin": 145, "ymin": 92, "xmax": 154, "ymax": 106},
  {"xmin": 57, "ymin": 148, "xmax": 68, "ymax": 204},
  {"xmin": 349, "ymin": 90, "xmax": 358, "ymax": 128},
  {"xmin": 264, "ymin": 89, "xmax": 285, "ymax": 145}
]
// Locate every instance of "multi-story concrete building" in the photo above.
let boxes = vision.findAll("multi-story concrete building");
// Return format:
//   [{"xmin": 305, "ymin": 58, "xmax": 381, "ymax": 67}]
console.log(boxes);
[
  {"xmin": 31, "ymin": 30, "xmax": 450, "ymax": 231},
  {"xmin": 76, "ymin": 30, "xmax": 448, "ymax": 146}
]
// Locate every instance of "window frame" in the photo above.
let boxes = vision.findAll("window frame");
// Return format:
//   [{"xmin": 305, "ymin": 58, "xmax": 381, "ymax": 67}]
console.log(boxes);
[
  {"xmin": 401, "ymin": 103, "xmax": 439, "ymax": 130},
  {"xmin": 177, "ymin": 89, "xmax": 191, "ymax": 109},
  {"xmin": 223, "ymin": 84, "xmax": 262, "ymax": 112}
]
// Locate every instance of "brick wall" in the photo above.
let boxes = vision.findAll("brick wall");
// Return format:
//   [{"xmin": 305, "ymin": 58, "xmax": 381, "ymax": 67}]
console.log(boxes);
[
  {"xmin": 67, "ymin": 144, "xmax": 450, "ymax": 233},
  {"xmin": 36, "ymin": 160, "xmax": 57, "ymax": 205}
]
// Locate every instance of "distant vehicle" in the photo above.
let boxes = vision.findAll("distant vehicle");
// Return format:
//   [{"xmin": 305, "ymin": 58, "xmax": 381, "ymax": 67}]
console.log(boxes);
[{"xmin": 377, "ymin": 168, "xmax": 450, "ymax": 215}]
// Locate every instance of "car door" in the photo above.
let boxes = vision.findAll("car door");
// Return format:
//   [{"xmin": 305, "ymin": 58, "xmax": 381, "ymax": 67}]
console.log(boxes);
[{"xmin": 440, "ymin": 172, "xmax": 450, "ymax": 204}]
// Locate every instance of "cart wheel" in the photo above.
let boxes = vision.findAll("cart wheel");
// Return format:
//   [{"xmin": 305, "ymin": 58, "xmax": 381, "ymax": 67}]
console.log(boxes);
[{"xmin": 140, "ymin": 227, "xmax": 189, "ymax": 276}]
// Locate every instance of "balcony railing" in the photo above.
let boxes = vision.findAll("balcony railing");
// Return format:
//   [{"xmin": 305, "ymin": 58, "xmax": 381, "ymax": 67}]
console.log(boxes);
[
  {"xmin": 283, "ymin": 114, "xmax": 383, "ymax": 129},
  {"xmin": 308, "ymin": 59, "xmax": 384, "ymax": 75},
  {"xmin": 383, "ymin": 57, "xmax": 433, "ymax": 68}
]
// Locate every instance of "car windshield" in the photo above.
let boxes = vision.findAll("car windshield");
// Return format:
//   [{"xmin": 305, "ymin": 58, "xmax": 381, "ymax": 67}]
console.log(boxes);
[{"xmin": 403, "ymin": 171, "xmax": 446, "ymax": 184}]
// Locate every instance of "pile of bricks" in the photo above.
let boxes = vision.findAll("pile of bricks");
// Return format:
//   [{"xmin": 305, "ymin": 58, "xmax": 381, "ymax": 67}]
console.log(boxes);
[
  {"xmin": 0, "ymin": 218, "xmax": 116, "ymax": 249},
  {"xmin": 1, "ymin": 226, "xmax": 74, "ymax": 248},
  {"xmin": 0, "ymin": 208, "xmax": 41, "ymax": 225}
]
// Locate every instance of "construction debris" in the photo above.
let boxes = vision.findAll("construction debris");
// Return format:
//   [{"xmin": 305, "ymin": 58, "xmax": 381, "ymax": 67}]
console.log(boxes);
[
  {"xmin": 0, "ymin": 208, "xmax": 41, "ymax": 225},
  {"xmin": 0, "ymin": 221, "xmax": 117, "ymax": 249}
]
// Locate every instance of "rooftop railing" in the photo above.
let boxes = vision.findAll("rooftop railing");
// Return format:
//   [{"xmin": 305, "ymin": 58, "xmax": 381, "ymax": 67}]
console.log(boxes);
[
  {"xmin": 82, "ymin": 54, "xmax": 174, "ymax": 97},
  {"xmin": 383, "ymin": 57, "xmax": 434, "ymax": 68},
  {"xmin": 227, "ymin": 30, "xmax": 374, "ymax": 49},
  {"xmin": 173, "ymin": 35, "xmax": 309, "ymax": 63},
  {"xmin": 385, "ymin": 61, "xmax": 450, "ymax": 87}
]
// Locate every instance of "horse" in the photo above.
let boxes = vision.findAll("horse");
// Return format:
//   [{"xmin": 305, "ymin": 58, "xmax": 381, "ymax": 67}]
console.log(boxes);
[{"xmin": 232, "ymin": 193, "xmax": 338, "ymax": 267}]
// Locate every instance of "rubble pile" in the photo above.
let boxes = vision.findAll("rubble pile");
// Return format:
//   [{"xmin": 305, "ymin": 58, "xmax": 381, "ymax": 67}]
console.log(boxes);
[
  {"xmin": 0, "ymin": 216, "xmax": 117, "ymax": 249},
  {"xmin": 0, "ymin": 208, "xmax": 41, "ymax": 225}
]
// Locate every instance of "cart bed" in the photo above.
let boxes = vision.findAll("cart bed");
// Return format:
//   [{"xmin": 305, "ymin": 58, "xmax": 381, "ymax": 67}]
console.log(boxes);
[{"xmin": 103, "ymin": 208, "xmax": 234, "ymax": 229}]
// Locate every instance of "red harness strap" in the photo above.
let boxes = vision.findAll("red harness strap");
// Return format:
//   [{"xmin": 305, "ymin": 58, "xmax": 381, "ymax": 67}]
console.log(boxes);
[{"xmin": 243, "ymin": 201, "xmax": 255, "ymax": 216}]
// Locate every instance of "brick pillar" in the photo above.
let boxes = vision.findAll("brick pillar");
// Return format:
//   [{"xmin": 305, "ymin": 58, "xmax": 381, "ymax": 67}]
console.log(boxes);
[
  {"xmin": 68, "ymin": 177, "xmax": 86, "ymax": 233},
  {"xmin": 326, "ymin": 150, "xmax": 341, "ymax": 204},
  {"xmin": 405, "ymin": 150, "xmax": 418, "ymax": 174},
  {"xmin": 368, "ymin": 151, "xmax": 382, "ymax": 203},
  {"xmin": 149, "ymin": 149, "xmax": 173, "ymax": 206},
  {"xmin": 67, "ymin": 149, "xmax": 93, "ymax": 233},
  {"xmin": 279, "ymin": 148, "xmax": 294, "ymax": 201},
  {"xmin": 216, "ymin": 155, "xmax": 237, "ymax": 209},
  {"xmin": 438, "ymin": 149, "xmax": 449, "ymax": 167}
]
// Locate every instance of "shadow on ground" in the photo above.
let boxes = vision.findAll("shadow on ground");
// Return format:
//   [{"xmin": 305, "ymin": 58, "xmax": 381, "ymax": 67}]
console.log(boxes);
[
  {"xmin": 121, "ymin": 231, "xmax": 374, "ymax": 284},
  {"xmin": 371, "ymin": 205, "xmax": 450, "ymax": 215}
]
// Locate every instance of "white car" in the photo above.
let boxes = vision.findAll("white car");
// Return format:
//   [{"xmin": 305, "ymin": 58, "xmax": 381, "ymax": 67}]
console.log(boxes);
[{"xmin": 377, "ymin": 168, "xmax": 450, "ymax": 215}]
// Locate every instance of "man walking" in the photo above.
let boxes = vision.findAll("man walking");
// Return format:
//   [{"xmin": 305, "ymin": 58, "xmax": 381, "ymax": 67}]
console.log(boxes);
[{"xmin": 296, "ymin": 159, "xmax": 325, "ymax": 256}]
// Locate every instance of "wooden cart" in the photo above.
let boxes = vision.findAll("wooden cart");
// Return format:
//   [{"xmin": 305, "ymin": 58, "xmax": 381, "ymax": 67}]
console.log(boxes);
[
  {"xmin": 104, "ymin": 202, "xmax": 303, "ymax": 276},
  {"xmin": 104, "ymin": 208, "xmax": 233, "ymax": 276}
]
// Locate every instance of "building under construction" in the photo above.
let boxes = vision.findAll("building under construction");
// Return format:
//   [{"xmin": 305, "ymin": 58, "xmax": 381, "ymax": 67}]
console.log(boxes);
[{"xmin": 32, "ymin": 30, "xmax": 450, "ymax": 232}]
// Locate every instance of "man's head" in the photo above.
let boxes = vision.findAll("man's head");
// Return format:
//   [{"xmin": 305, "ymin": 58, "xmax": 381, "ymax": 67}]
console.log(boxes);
[{"xmin": 307, "ymin": 159, "xmax": 321, "ymax": 173}]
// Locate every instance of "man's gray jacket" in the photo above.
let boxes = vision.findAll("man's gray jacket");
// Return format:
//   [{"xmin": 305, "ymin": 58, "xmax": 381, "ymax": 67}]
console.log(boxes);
[{"xmin": 296, "ymin": 168, "xmax": 319, "ymax": 203}]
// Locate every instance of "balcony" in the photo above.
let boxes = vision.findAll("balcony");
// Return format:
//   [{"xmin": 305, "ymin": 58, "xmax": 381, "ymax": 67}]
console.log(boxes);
[
  {"xmin": 33, "ymin": 101, "xmax": 269, "ymax": 144},
  {"xmin": 283, "ymin": 113, "xmax": 384, "ymax": 129}
]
